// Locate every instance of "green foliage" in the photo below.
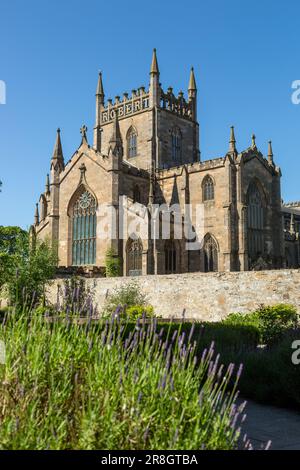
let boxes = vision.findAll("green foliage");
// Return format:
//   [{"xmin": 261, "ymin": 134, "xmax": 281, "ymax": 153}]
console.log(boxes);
[
  {"xmin": 124, "ymin": 321, "xmax": 260, "ymax": 355},
  {"xmin": 105, "ymin": 249, "xmax": 121, "ymax": 277},
  {"xmin": 224, "ymin": 304, "xmax": 299, "ymax": 345},
  {"xmin": 0, "ymin": 311, "xmax": 243, "ymax": 450},
  {"xmin": 0, "ymin": 231, "xmax": 58, "ymax": 308},
  {"xmin": 103, "ymin": 281, "xmax": 148, "ymax": 316},
  {"xmin": 0, "ymin": 226, "xmax": 27, "ymax": 255},
  {"xmin": 234, "ymin": 330, "xmax": 300, "ymax": 408},
  {"xmin": 125, "ymin": 305, "xmax": 155, "ymax": 320}
]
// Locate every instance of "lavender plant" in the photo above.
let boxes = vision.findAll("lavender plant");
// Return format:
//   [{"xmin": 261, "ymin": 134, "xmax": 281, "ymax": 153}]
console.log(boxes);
[{"xmin": 0, "ymin": 304, "xmax": 250, "ymax": 450}]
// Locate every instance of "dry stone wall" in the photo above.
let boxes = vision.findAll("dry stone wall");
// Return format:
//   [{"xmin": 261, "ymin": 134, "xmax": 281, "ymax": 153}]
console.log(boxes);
[{"xmin": 47, "ymin": 269, "xmax": 300, "ymax": 321}]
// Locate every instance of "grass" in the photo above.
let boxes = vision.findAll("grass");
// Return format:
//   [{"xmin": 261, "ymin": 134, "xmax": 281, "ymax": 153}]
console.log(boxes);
[{"xmin": 0, "ymin": 309, "xmax": 248, "ymax": 450}]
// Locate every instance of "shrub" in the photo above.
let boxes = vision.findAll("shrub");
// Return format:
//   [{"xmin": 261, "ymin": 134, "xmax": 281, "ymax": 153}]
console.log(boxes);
[
  {"xmin": 224, "ymin": 304, "xmax": 299, "ymax": 345},
  {"xmin": 103, "ymin": 280, "xmax": 148, "ymax": 317},
  {"xmin": 0, "ymin": 310, "xmax": 247, "ymax": 449},
  {"xmin": 236, "ymin": 330, "xmax": 300, "ymax": 408},
  {"xmin": 105, "ymin": 249, "xmax": 121, "ymax": 277},
  {"xmin": 1, "ymin": 233, "xmax": 58, "ymax": 309},
  {"xmin": 125, "ymin": 305, "xmax": 155, "ymax": 320}
]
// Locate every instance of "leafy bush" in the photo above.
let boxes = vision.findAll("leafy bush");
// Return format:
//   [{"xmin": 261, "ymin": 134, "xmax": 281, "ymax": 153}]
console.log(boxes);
[
  {"xmin": 235, "ymin": 330, "xmax": 300, "ymax": 408},
  {"xmin": 125, "ymin": 305, "xmax": 155, "ymax": 320},
  {"xmin": 224, "ymin": 304, "xmax": 299, "ymax": 345},
  {"xmin": 105, "ymin": 248, "xmax": 121, "ymax": 277},
  {"xmin": 0, "ymin": 232, "xmax": 58, "ymax": 309},
  {"xmin": 0, "ymin": 309, "xmax": 247, "ymax": 449},
  {"xmin": 103, "ymin": 281, "xmax": 148, "ymax": 317}
]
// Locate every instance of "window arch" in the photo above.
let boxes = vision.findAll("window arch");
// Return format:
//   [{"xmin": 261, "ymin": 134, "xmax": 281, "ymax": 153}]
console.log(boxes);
[
  {"xmin": 165, "ymin": 239, "xmax": 177, "ymax": 274},
  {"xmin": 126, "ymin": 237, "xmax": 143, "ymax": 276},
  {"xmin": 203, "ymin": 176, "xmax": 214, "ymax": 201},
  {"xmin": 171, "ymin": 127, "xmax": 182, "ymax": 163},
  {"xmin": 71, "ymin": 189, "xmax": 97, "ymax": 266},
  {"xmin": 127, "ymin": 126, "xmax": 137, "ymax": 158},
  {"xmin": 247, "ymin": 181, "xmax": 265, "ymax": 262},
  {"xmin": 133, "ymin": 185, "xmax": 141, "ymax": 204},
  {"xmin": 203, "ymin": 234, "xmax": 218, "ymax": 272}
]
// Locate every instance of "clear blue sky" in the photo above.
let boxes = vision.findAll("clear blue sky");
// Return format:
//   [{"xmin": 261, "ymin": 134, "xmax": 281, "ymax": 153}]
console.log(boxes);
[{"xmin": 1, "ymin": 0, "xmax": 300, "ymax": 229}]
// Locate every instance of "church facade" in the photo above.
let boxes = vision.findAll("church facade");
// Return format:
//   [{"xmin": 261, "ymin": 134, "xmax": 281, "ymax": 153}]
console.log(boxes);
[{"xmin": 31, "ymin": 50, "xmax": 300, "ymax": 275}]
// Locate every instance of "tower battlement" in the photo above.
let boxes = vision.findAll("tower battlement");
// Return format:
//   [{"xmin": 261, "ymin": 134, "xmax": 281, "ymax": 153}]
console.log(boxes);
[{"xmin": 101, "ymin": 88, "xmax": 150, "ymax": 124}]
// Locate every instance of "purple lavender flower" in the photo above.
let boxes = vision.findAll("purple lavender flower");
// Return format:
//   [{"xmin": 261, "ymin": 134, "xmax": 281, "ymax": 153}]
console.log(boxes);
[{"xmin": 188, "ymin": 323, "xmax": 195, "ymax": 343}]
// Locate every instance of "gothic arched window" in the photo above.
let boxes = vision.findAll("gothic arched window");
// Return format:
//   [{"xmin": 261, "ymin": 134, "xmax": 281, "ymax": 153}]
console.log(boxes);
[
  {"xmin": 204, "ymin": 234, "xmax": 218, "ymax": 272},
  {"xmin": 72, "ymin": 190, "xmax": 97, "ymax": 266},
  {"xmin": 247, "ymin": 182, "xmax": 265, "ymax": 262},
  {"xmin": 127, "ymin": 127, "xmax": 137, "ymax": 158},
  {"xmin": 171, "ymin": 127, "xmax": 182, "ymax": 163},
  {"xmin": 203, "ymin": 176, "xmax": 214, "ymax": 201},
  {"xmin": 127, "ymin": 237, "xmax": 143, "ymax": 276},
  {"xmin": 165, "ymin": 239, "xmax": 177, "ymax": 274},
  {"xmin": 133, "ymin": 185, "xmax": 141, "ymax": 204}
]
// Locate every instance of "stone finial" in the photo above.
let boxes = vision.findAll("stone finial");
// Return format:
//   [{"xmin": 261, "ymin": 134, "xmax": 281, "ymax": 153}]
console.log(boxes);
[
  {"xmin": 51, "ymin": 128, "xmax": 64, "ymax": 172},
  {"xmin": 268, "ymin": 140, "xmax": 274, "ymax": 165},
  {"xmin": 150, "ymin": 48, "xmax": 159, "ymax": 75},
  {"xmin": 109, "ymin": 112, "xmax": 123, "ymax": 159},
  {"xmin": 229, "ymin": 126, "xmax": 237, "ymax": 153},
  {"xmin": 109, "ymin": 112, "xmax": 122, "ymax": 143},
  {"xmin": 45, "ymin": 173, "xmax": 50, "ymax": 195},
  {"xmin": 80, "ymin": 125, "xmax": 88, "ymax": 144},
  {"xmin": 251, "ymin": 134, "xmax": 257, "ymax": 149},
  {"xmin": 34, "ymin": 203, "xmax": 39, "ymax": 225},
  {"xmin": 96, "ymin": 71, "xmax": 104, "ymax": 103},
  {"xmin": 188, "ymin": 67, "xmax": 197, "ymax": 92}
]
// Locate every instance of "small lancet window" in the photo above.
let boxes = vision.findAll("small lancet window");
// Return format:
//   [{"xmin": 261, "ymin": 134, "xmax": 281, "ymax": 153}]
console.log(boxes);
[
  {"xmin": 203, "ymin": 176, "xmax": 214, "ymax": 201},
  {"xmin": 171, "ymin": 127, "xmax": 182, "ymax": 163},
  {"xmin": 127, "ymin": 127, "xmax": 137, "ymax": 158}
]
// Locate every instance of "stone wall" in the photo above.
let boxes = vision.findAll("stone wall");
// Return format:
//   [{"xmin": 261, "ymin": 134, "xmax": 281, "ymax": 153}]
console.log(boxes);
[{"xmin": 48, "ymin": 269, "xmax": 300, "ymax": 321}]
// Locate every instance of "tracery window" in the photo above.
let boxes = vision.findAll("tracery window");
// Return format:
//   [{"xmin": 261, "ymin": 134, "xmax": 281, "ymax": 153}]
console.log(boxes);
[
  {"xmin": 247, "ymin": 182, "xmax": 265, "ymax": 261},
  {"xmin": 203, "ymin": 176, "xmax": 214, "ymax": 201},
  {"xmin": 72, "ymin": 190, "xmax": 97, "ymax": 265},
  {"xmin": 165, "ymin": 239, "xmax": 177, "ymax": 274},
  {"xmin": 127, "ymin": 237, "xmax": 143, "ymax": 276},
  {"xmin": 204, "ymin": 234, "xmax": 218, "ymax": 272},
  {"xmin": 171, "ymin": 127, "xmax": 182, "ymax": 163},
  {"xmin": 127, "ymin": 127, "xmax": 137, "ymax": 158}
]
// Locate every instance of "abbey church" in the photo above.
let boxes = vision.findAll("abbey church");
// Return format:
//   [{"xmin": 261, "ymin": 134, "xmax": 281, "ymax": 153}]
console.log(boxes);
[{"xmin": 31, "ymin": 49, "xmax": 300, "ymax": 276}]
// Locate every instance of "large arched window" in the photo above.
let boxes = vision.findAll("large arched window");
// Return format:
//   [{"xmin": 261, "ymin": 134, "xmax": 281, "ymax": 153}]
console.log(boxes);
[
  {"xmin": 203, "ymin": 234, "xmax": 218, "ymax": 272},
  {"xmin": 72, "ymin": 190, "xmax": 97, "ymax": 265},
  {"xmin": 203, "ymin": 176, "xmax": 214, "ymax": 201},
  {"xmin": 127, "ymin": 127, "xmax": 137, "ymax": 158},
  {"xmin": 171, "ymin": 127, "xmax": 182, "ymax": 163},
  {"xmin": 247, "ymin": 181, "xmax": 265, "ymax": 262},
  {"xmin": 165, "ymin": 239, "xmax": 177, "ymax": 274},
  {"xmin": 127, "ymin": 237, "xmax": 143, "ymax": 276}
]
